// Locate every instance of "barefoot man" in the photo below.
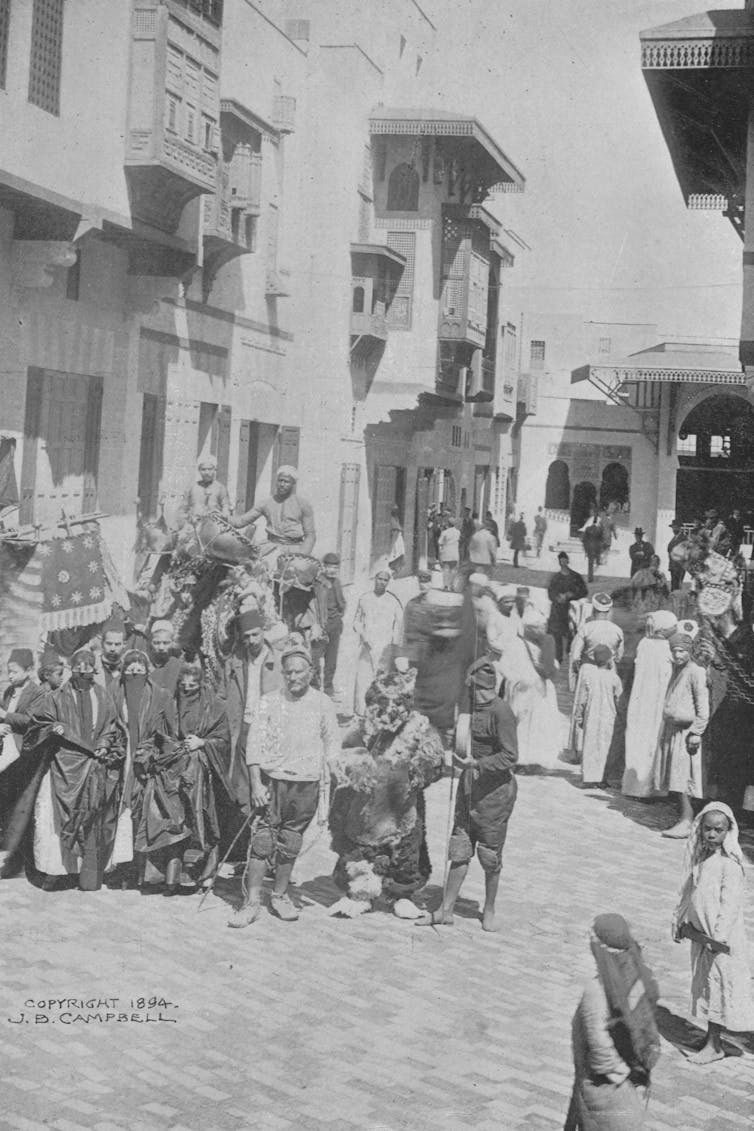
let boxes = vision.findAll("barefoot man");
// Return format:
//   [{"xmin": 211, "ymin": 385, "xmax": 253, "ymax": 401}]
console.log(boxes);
[{"xmin": 417, "ymin": 656, "xmax": 518, "ymax": 932}]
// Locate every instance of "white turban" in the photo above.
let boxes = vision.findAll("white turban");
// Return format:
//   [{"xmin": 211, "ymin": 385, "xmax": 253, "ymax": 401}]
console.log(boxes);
[{"xmin": 276, "ymin": 465, "xmax": 299, "ymax": 481}]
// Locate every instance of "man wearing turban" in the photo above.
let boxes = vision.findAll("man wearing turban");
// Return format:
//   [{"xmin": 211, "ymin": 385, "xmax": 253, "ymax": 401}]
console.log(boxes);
[{"xmin": 229, "ymin": 465, "xmax": 316, "ymax": 556}]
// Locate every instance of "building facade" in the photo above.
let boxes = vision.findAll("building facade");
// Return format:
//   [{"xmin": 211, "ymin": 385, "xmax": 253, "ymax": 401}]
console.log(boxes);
[{"xmin": 0, "ymin": 0, "xmax": 526, "ymax": 591}]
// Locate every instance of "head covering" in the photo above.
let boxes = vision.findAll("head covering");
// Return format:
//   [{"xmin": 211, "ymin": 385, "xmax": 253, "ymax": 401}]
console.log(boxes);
[
  {"xmin": 237, "ymin": 607, "xmax": 265, "ymax": 631},
  {"xmin": 593, "ymin": 644, "xmax": 613, "ymax": 667},
  {"xmin": 592, "ymin": 913, "xmax": 633, "ymax": 950},
  {"xmin": 466, "ymin": 659, "xmax": 498, "ymax": 693},
  {"xmin": 417, "ymin": 569, "xmax": 432, "ymax": 583},
  {"xmin": 646, "ymin": 610, "xmax": 677, "ymax": 639},
  {"xmin": 121, "ymin": 648, "xmax": 150, "ymax": 671},
  {"xmin": 198, "ymin": 455, "xmax": 217, "ymax": 469},
  {"xmin": 496, "ymin": 583, "xmax": 518, "ymax": 602},
  {"xmin": 677, "ymin": 618, "xmax": 699, "ymax": 640},
  {"xmin": 557, "ymin": 551, "xmax": 569, "ymax": 562},
  {"xmin": 38, "ymin": 648, "xmax": 62, "ymax": 674},
  {"xmin": 670, "ymin": 519, "xmax": 682, "ymax": 529},
  {"xmin": 71, "ymin": 649, "xmax": 95, "ymax": 668},
  {"xmin": 101, "ymin": 618, "xmax": 125, "ymax": 637},
  {"xmin": 8, "ymin": 648, "xmax": 33, "ymax": 669},
  {"xmin": 281, "ymin": 641, "xmax": 312, "ymax": 666},
  {"xmin": 591, "ymin": 592, "xmax": 613, "ymax": 613},
  {"xmin": 634, "ymin": 526, "xmax": 644, "ymax": 536},
  {"xmin": 150, "ymin": 619, "xmax": 174, "ymax": 638},
  {"xmin": 669, "ymin": 632, "xmax": 693, "ymax": 651},
  {"xmin": 276, "ymin": 465, "xmax": 298, "ymax": 481},
  {"xmin": 676, "ymin": 803, "xmax": 745, "ymax": 924},
  {"xmin": 322, "ymin": 552, "xmax": 340, "ymax": 565},
  {"xmin": 705, "ymin": 508, "xmax": 718, "ymax": 520}
]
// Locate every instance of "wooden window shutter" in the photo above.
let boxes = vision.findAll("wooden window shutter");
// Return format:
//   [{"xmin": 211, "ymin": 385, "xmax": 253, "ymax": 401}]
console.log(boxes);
[
  {"xmin": 28, "ymin": 0, "xmax": 64, "ymax": 116},
  {"xmin": 216, "ymin": 404, "xmax": 232, "ymax": 484},
  {"xmin": 272, "ymin": 426, "xmax": 300, "ymax": 483},
  {"xmin": 138, "ymin": 393, "xmax": 165, "ymax": 519},
  {"xmin": 20, "ymin": 369, "xmax": 45, "ymax": 525},
  {"xmin": 337, "ymin": 463, "xmax": 361, "ymax": 583},
  {"xmin": 82, "ymin": 376, "xmax": 103, "ymax": 514},
  {"xmin": 373, "ymin": 464, "xmax": 397, "ymax": 561},
  {"xmin": 0, "ymin": 0, "xmax": 10, "ymax": 90},
  {"xmin": 386, "ymin": 231, "xmax": 415, "ymax": 330}
]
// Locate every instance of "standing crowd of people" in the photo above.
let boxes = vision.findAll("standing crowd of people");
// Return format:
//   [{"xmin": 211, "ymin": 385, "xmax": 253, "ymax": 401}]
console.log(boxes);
[{"xmin": 2, "ymin": 473, "xmax": 754, "ymax": 1130}]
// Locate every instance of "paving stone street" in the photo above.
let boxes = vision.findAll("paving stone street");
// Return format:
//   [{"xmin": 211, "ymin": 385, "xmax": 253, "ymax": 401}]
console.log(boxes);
[{"xmin": 2, "ymin": 557, "xmax": 754, "ymax": 1131}]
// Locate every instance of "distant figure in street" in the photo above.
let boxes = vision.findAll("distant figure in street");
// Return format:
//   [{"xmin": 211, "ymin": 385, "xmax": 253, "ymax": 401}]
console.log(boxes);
[
  {"xmin": 581, "ymin": 511, "xmax": 603, "ymax": 583},
  {"xmin": 484, "ymin": 509, "xmax": 500, "ymax": 545},
  {"xmin": 726, "ymin": 508, "xmax": 745, "ymax": 556},
  {"xmin": 672, "ymin": 803, "xmax": 754, "ymax": 1064},
  {"xmin": 598, "ymin": 504, "xmax": 617, "ymax": 564},
  {"xmin": 565, "ymin": 913, "xmax": 659, "ymax": 1130},
  {"xmin": 402, "ymin": 569, "xmax": 433, "ymax": 670},
  {"xmin": 438, "ymin": 518, "xmax": 461, "ymax": 591},
  {"xmin": 352, "ymin": 568, "xmax": 403, "ymax": 715},
  {"xmin": 628, "ymin": 527, "xmax": 654, "ymax": 577},
  {"xmin": 459, "ymin": 507, "xmax": 474, "ymax": 562},
  {"xmin": 547, "ymin": 552, "xmax": 588, "ymax": 664},
  {"xmin": 572, "ymin": 645, "xmax": 622, "ymax": 786},
  {"xmin": 622, "ymin": 610, "xmax": 677, "ymax": 798},
  {"xmin": 533, "ymin": 507, "xmax": 547, "ymax": 557},
  {"xmin": 509, "ymin": 512, "xmax": 527, "ymax": 568},
  {"xmin": 655, "ymin": 630, "xmax": 709, "ymax": 840},
  {"xmin": 468, "ymin": 519, "xmax": 498, "ymax": 575},
  {"xmin": 310, "ymin": 553, "xmax": 346, "ymax": 699},
  {"xmin": 705, "ymin": 509, "xmax": 726, "ymax": 553},
  {"xmin": 667, "ymin": 519, "xmax": 688, "ymax": 592},
  {"xmin": 388, "ymin": 506, "xmax": 406, "ymax": 574},
  {"xmin": 179, "ymin": 456, "xmax": 231, "ymax": 523},
  {"xmin": 230, "ymin": 466, "xmax": 316, "ymax": 556}
]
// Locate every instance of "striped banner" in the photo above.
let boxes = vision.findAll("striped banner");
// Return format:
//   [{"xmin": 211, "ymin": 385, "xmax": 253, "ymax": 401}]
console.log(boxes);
[{"xmin": 0, "ymin": 541, "xmax": 45, "ymax": 657}]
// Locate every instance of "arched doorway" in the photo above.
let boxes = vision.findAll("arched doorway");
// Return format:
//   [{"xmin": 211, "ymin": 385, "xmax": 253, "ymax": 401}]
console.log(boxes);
[
  {"xmin": 545, "ymin": 459, "xmax": 570, "ymax": 510},
  {"xmin": 571, "ymin": 481, "xmax": 597, "ymax": 535},
  {"xmin": 600, "ymin": 462, "xmax": 630, "ymax": 513},
  {"xmin": 676, "ymin": 394, "xmax": 754, "ymax": 524}
]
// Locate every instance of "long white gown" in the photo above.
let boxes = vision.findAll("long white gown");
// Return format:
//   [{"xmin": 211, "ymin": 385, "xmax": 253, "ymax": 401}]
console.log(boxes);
[{"xmin": 621, "ymin": 637, "xmax": 672, "ymax": 797}]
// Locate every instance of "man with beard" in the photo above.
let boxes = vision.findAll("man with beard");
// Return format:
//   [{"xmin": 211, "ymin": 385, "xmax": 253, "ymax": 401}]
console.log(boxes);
[
  {"xmin": 30, "ymin": 649, "xmax": 124, "ymax": 890},
  {"xmin": 96, "ymin": 621, "xmax": 126, "ymax": 693},
  {"xmin": 134, "ymin": 660, "xmax": 231, "ymax": 894},
  {"xmin": 218, "ymin": 607, "xmax": 283, "ymax": 852},
  {"xmin": 147, "ymin": 619, "xmax": 183, "ymax": 696},
  {"xmin": 109, "ymin": 650, "xmax": 175, "ymax": 886}
]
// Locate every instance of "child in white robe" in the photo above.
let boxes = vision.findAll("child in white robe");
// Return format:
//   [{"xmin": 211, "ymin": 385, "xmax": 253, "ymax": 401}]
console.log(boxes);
[
  {"xmin": 672, "ymin": 802, "xmax": 754, "ymax": 1062},
  {"xmin": 573, "ymin": 645, "xmax": 622, "ymax": 786}
]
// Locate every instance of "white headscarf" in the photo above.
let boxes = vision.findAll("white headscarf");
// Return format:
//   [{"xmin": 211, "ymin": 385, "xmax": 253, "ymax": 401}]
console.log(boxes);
[{"xmin": 675, "ymin": 801, "xmax": 745, "ymax": 925}]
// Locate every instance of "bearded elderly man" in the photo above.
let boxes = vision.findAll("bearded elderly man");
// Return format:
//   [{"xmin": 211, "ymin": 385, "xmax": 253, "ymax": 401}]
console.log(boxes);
[
  {"xmin": 228, "ymin": 642, "xmax": 339, "ymax": 927},
  {"xmin": 229, "ymin": 466, "xmax": 316, "ymax": 556}
]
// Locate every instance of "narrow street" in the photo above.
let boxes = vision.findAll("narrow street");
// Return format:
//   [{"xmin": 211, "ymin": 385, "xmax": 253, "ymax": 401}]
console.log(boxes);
[{"xmin": 2, "ymin": 657, "xmax": 753, "ymax": 1131}]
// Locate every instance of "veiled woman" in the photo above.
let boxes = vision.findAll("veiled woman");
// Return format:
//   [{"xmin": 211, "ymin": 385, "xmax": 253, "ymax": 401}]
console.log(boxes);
[{"xmin": 134, "ymin": 659, "xmax": 232, "ymax": 894}]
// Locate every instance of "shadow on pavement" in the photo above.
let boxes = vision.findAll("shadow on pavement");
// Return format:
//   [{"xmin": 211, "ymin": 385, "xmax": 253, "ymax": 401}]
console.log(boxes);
[{"xmin": 656, "ymin": 1005, "xmax": 747, "ymax": 1059}]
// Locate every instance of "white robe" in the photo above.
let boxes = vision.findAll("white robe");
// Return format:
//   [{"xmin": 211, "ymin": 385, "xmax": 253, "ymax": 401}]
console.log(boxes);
[
  {"xmin": 353, "ymin": 589, "xmax": 403, "ymax": 714},
  {"xmin": 621, "ymin": 637, "xmax": 672, "ymax": 797}
]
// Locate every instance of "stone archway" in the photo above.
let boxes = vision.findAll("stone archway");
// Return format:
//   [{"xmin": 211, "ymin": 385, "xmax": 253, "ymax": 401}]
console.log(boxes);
[{"xmin": 544, "ymin": 459, "xmax": 570, "ymax": 510}]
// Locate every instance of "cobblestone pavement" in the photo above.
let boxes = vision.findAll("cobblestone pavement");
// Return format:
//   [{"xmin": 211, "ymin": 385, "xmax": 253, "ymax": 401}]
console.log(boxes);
[
  {"xmin": 3, "ymin": 670, "xmax": 754, "ymax": 1131},
  {"xmin": 3, "ymin": 565, "xmax": 751, "ymax": 1131}
]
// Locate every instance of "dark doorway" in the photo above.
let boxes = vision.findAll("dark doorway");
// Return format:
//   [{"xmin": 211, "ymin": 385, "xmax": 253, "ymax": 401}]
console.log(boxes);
[
  {"xmin": 545, "ymin": 459, "xmax": 570, "ymax": 511},
  {"xmin": 600, "ymin": 462, "xmax": 629, "ymax": 512},
  {"xmin": 570, "ymin": 481, "xmax": 597, "ymax": 535}
]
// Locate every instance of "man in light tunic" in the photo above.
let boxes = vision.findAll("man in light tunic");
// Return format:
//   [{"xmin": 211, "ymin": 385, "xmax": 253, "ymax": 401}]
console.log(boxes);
[{"xmin": 352, "ymin": 568, "xmax": 403, "ymax": 715}]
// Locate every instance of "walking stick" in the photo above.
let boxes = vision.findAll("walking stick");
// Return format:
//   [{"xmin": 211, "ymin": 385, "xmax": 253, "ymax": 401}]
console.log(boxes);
[{"xmin": 196, "ymin": 809, "xmax": 257, "ymax": 912}]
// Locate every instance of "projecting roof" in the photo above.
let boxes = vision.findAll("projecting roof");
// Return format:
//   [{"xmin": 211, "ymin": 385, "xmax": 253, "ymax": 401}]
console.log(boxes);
[
  {"xmin": 369, "ymin": 107, "xmax": 525, "ymax": 191},
  {"xmin": 572, "ymin": 342, "xmax": 744, "ymax": 393},
  {"xmin": 640, "ymin": 9, "xmax": 754, "ymax": 230}
]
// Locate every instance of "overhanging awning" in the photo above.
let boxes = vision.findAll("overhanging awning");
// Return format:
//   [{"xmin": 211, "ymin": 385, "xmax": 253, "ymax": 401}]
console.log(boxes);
[
  {"xmin": 572, "ymin": 349, "xmax": 744, "ymax": 403},
  {"xmin": 369, "ymin": 108, "xmax": 525, "ymax": 192},
  {"xmin": 640, "ymin": 10, "xmax": 754, "ymax": 235}
]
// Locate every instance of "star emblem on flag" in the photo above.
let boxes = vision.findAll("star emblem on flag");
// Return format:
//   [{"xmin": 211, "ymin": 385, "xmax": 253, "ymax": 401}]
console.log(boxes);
[
  {"xmin": 70, "ymin": 591, "xmax": 83, "ymax": 604},
  {"xmin": 50, "ymin": 594, "xmax": 61, "ymax": 607},
  {"xmin": 61, "ymin": 540, "xmax": 73, "ymax": 553},
  {"xmin": 89, "ymin": 586, "xmax": 102, "ymax": 600},
  {"xmin": 87, "ymin": 560, "xmax": 98, "ymax": 573},
  {"xmin": 82, "ymin": 536, "xmax": 94, "ymax": 549},
  {"xmin": 38, "ymin": 543, "xmax": 52, "ymax": 557},
  {"xmin": 57, "ymin": 570, "xmax": 70, "ymax": 584}
]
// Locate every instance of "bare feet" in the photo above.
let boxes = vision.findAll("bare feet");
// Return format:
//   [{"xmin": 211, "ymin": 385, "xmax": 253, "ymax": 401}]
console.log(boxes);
[
  {"xmin": 414, "ymin": 909, "xmax": 454, "ymax": 927},
  {"xmin": 481, "ymin": 908, "xmax": 501, "ymax": 933},
  {"xmin": 662, "ymin": 820, "xmax": 692, "ymax": 839},
  {"xmin": 685, "ymin": 1045, "xmax": 725, "ymax": 1064}
]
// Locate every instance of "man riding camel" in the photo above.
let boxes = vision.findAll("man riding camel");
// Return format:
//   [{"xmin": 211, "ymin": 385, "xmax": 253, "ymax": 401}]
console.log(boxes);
[{"xmin": 229, "ymin": 466, "xmax": 316, "ymax": 557}]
